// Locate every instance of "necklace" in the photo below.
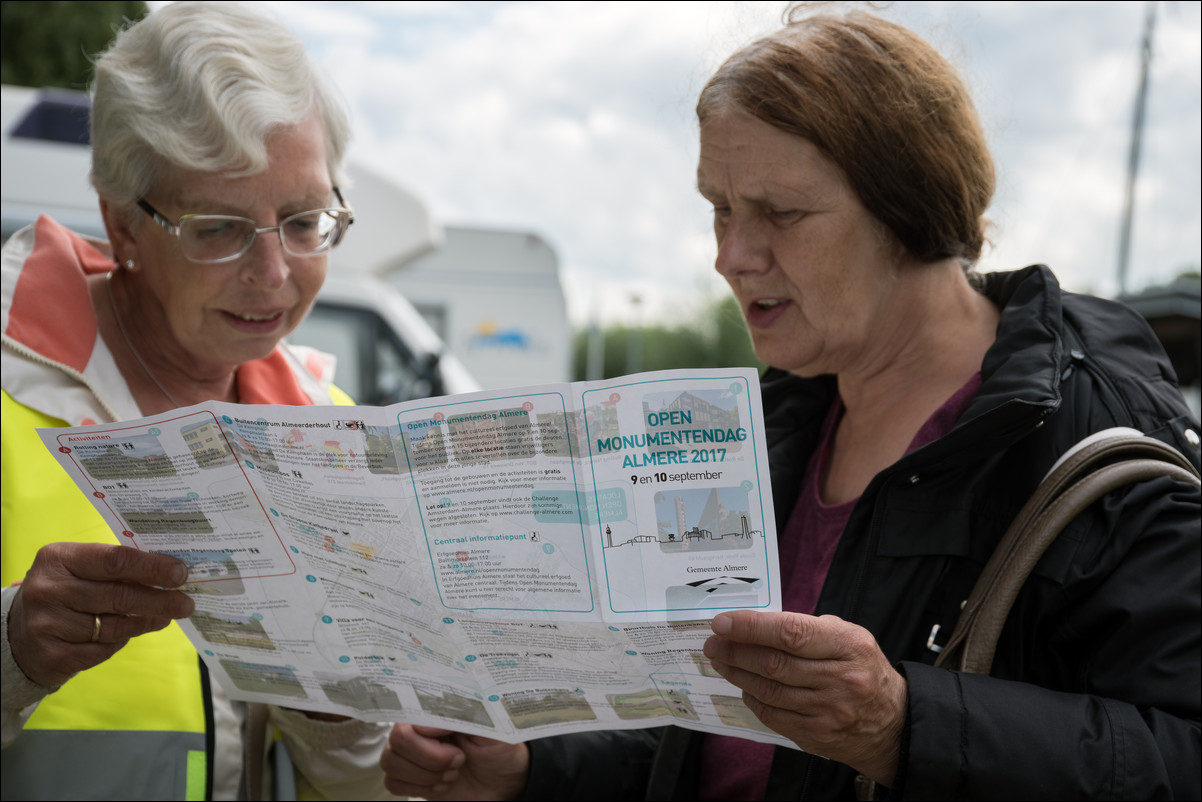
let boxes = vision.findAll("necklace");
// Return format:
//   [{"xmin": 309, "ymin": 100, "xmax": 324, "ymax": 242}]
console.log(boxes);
[{"xmin": 105, "ymin": 270, "xmax": 181, "ymax": 408}]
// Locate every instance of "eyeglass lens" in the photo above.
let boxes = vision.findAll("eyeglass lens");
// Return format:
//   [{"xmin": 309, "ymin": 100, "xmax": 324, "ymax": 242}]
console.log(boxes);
[{"xmin": 179, "ymin": 210, "xmax": 346, "ymax": 262}]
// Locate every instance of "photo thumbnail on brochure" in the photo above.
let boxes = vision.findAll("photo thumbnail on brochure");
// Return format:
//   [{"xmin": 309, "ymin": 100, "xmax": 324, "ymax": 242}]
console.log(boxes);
[{"xmin": 40, "ymin": 368, "xmax": 789, "ymax": 746}]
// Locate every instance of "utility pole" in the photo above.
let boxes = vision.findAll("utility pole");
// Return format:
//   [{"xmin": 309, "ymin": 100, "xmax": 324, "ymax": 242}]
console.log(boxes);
[{"xmin": 1117, "ymin": 1, "xmax": 1157, "ymax": 295}]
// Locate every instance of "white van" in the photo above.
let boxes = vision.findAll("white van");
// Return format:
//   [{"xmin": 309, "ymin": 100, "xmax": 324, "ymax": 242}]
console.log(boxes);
[
  {"xmin": 393, "ymin": 224, "xmax": 572, "ymax": 390},
  {"xmin": 0, "ymin": 84, "xmax": 478, "ymax": 404}
]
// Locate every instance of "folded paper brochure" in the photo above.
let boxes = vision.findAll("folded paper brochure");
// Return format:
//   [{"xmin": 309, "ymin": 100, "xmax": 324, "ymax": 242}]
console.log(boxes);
[{"xmin": 41, "ymin": 367, "xmax": 791, "ymax": 746}]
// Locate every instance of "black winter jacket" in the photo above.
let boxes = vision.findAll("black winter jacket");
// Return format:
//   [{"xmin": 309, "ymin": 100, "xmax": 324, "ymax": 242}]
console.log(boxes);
[{"xmin": 521, "ymin": 266, "xmax": 1201, "ymax": 800}]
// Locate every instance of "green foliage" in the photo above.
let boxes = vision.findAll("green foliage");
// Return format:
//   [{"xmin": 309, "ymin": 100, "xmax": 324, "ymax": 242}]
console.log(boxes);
[
  {"xmin": 572, "ymin": 293, "xmax": 766, "ymax": 380},
  {"xmin": 1, "ymin": 1, "xmax": 148, "ymax": 90}
]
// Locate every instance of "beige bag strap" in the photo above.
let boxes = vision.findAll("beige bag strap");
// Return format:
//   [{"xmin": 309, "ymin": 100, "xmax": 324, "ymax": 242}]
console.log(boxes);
[{"xmin": 935, "ymin": 431, "xmax": 1200, "ymax": 675}]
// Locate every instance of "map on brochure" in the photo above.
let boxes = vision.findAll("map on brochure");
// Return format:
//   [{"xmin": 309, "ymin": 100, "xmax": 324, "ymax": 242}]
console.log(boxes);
[{"xmin": 40, "ymin": 367, "xmax": 792, "ymax": 747}]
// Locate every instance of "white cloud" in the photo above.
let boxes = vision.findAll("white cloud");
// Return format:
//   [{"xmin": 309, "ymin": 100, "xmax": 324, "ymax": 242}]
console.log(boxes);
[{"xmin": 194, "ymin": 0, "xmax": 1200, "ymax": 322}]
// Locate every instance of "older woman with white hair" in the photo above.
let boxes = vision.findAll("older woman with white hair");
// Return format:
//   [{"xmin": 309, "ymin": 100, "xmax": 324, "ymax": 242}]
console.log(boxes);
[{"xmin": 0, "ymin": 3, "xmax": 394, "ymax": 799}]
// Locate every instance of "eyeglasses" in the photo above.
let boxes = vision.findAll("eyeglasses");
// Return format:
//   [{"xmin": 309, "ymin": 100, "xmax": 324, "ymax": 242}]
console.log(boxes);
[{"xmin": 136, "ymin": 188, "xmax": 354, "ymax": 264}]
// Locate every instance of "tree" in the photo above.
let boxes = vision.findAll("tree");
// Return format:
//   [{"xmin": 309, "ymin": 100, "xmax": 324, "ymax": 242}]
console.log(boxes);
[
  {"xmin": 1, "ymin": 1, "xmax": 148, "ymax": 90},
  {"xmin": 572, "ymin": 294, "xmax": 765, "ymax": 380}
]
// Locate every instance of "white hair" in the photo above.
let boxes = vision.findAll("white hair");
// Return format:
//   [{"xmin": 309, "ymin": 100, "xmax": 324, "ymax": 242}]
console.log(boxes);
[{"xmin": 90, "ymin": 1, "xmax": 351, "ymax": 209}]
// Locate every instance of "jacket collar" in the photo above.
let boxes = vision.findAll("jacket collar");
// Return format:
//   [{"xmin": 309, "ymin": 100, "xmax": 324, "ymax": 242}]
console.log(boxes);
[
  {"xmin": 966, "ymin": 266, "xmax": 1062, "ymax": 431},
  {"xmin": 2, "ymin": 216, "xmax": 110, "ymax": 374}
]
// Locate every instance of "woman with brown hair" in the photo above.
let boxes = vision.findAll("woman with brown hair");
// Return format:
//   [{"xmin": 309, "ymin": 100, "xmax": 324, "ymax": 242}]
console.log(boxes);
[{"xmin": 380, "ymin": 7, "xmax": 1201, "ymax": 799}]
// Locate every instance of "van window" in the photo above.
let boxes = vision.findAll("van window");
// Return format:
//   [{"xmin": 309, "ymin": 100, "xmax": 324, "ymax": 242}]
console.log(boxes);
[{"xmin": 292, "ymin": 302, "xmax": 442, "ymax": 406}]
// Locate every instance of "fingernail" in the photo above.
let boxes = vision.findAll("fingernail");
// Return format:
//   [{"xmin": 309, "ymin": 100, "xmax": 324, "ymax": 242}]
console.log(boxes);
[
  {"xmin": 169, "ymin": 563, "xmax": 189, "ymax": 587},
  {"xmin": 440, "ymin": 769, "xmax": 459, "ymax": 783},
  {"xmin": 448, "ymin": 753, "xmax": 465, "ymax": 769},
  {"xmin": 712, "ymin": 614, "xmax": 731, "ymax": 635}
]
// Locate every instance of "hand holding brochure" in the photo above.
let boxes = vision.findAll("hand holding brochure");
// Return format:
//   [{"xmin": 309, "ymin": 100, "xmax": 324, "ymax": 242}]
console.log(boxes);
[{"xmin": 40, "ymin": 368, "xmax": 790, "ymax": 746}]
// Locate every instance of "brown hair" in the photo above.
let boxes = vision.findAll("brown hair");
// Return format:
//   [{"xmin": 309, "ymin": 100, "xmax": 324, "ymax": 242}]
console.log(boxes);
[{"xmin": 697, "ymin": 6, "xmax": 995, "ymax": 265}]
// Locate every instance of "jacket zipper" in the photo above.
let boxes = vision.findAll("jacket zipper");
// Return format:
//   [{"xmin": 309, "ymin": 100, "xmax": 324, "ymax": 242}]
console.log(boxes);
[
  {"xmin": 1062, "ymin": 323, "xmax": 1133, "ymax": 423},
  {"xmin": 2, "ymin": 335, "xmax": 123, "ymax": 422}
]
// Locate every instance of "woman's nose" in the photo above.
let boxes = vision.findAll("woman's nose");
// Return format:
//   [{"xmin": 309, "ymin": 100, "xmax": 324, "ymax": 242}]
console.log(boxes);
[
  {"xmin": 241, "ymin": 230, "xmax": 289, "ymax": 289},
  {"xmin": 713, "ymin": 216, "xmax": 771, "ymax": 278}
]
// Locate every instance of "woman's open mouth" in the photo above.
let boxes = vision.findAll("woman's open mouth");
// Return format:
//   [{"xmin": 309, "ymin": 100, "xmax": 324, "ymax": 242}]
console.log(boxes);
[{"xmin": 744, "ymin": 297, "xmax": 791, "ymax": 327}]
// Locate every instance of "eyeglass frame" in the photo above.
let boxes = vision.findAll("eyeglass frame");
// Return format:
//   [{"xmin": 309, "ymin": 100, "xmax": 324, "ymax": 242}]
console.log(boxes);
[{"xmin": 135, "ymin": 187, "xmax": 355, "ymax": 264}]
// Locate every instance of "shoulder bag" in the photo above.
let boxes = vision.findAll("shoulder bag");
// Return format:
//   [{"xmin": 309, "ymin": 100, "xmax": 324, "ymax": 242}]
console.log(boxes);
[{"xmin": 934, "ymin": 427, "xmax": 1201, "ymax": 674}]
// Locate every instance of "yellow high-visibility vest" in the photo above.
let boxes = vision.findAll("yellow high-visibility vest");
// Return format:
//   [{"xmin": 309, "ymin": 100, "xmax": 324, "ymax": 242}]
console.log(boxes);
[{"xmin": 2, "ymin": 391, "xmax": 211, "ymax": 800}]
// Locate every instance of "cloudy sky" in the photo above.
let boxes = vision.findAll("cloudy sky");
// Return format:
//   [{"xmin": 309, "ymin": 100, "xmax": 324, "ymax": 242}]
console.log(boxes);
[{"xmin": 167, "ymin": 1, "xmax": 1201, "ymax": 326}]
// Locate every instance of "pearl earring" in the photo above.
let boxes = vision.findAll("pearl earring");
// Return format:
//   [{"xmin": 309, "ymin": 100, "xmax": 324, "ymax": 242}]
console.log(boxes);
[{"xmin": 124, "ymin": 259, "xmax": 136, "ymax": 271}]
